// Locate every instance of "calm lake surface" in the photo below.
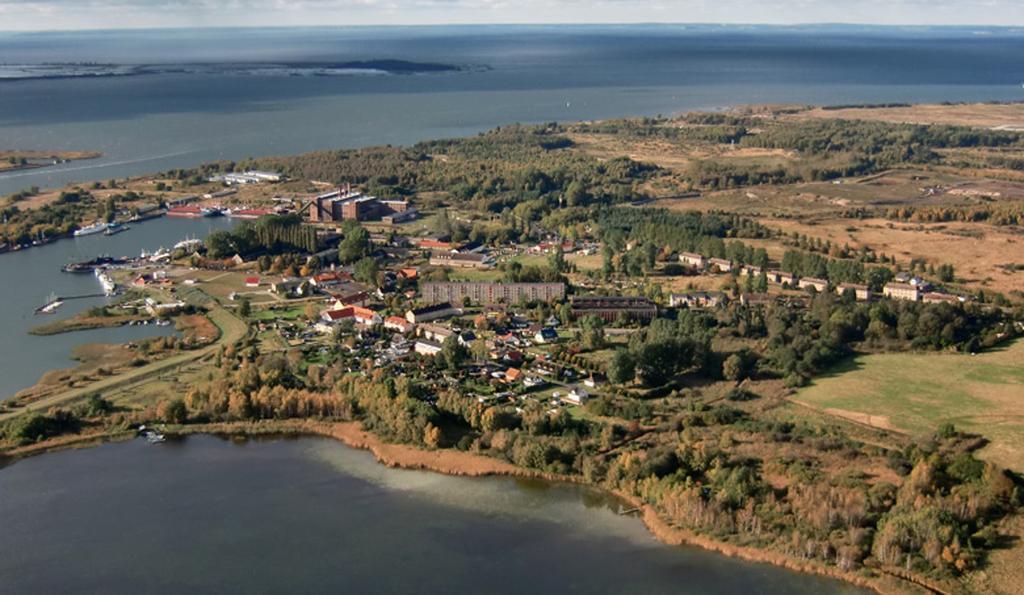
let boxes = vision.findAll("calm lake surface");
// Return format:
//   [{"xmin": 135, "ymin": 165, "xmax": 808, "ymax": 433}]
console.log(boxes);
[
  {"xmin": 0, "ymin": 435, "xmax": 867, "ymax": 594},
  {"xmin": 1, "ymin": 25, "xmax": 1024, "ymax": 195},
  {"xmin": 0, "ymin": 217, "xmax": 234, "ymax": 399}
]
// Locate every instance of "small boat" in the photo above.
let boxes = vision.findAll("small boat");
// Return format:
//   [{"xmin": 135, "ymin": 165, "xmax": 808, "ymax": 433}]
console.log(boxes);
[
  {"xmin": 141, "ymin": 429, "xmax": 166, "ymax": 444},
  {"xmin": 103, "ymin": 222, "xmax": 129, "ymax": 236},
  {"xmin": 35, "ymin": 292, "xmax": 64, "ymax": 314},
  {"xmin": 200, "ymin": 206, "xmax": 223, "ymax": 217},
  {"xmin": 74, "ymin": 221, "xmax": 108, "ymax": 237}
]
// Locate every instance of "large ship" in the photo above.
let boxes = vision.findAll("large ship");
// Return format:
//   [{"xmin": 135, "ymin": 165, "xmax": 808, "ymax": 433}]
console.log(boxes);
[
  {"xmin": 61, "ymin": 255, "xmax": 127, "ymax": 273},
  {"xmin": 73, "ymin": 221, "xmax": 108, "ymax": 237}
]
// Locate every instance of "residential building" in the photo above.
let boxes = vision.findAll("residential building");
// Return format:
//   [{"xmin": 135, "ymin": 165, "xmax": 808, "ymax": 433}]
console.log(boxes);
[
  {"xmin": 429, "ymin": 251, "xmax": 493, "ymax": 269},
  {"xmin": 570, "ymin": 296, "xmax": 658, "ymax": 323},
  {"xmin": 767, "ymin": 270, "xmax": 796, "ymax": 285},
  {"xmin": 311, "ymin": 271, "xmax": 349, "ymax": 288},
  {"xmin": 406, "ymin": 302, "xmax": 460, "ymax": 324},
  {"xmin": 414, "ymin": 339, "xmax": 444, "ymax": 357},
  {"xmin": 417, "ymin": 238, "xmax": 455, "ymax": 251},
  {"xmin": 533, "ymin": 327, "xmax": 559, "ymax": 344},
  {"xmin": 272, "ymin": 278, "xmax": 309, "ymax": 297},
  {"xmin": 418, "ymin": 323, "xmax": 456, "ymax": 344},
  {"xmin": 708, "ymin": 257, "xmax": 732, "ymax": 273},
  {"xmin": 923, "ymin": 292, "xmax": 961, "ymax": 305},
  {"xmin": 836, "ymin": 283, "xmax": 872, "ymax": 301},
  {"xmin": 679, "ymin": 252, "xmax": 706, "ymax": 268},
  {"xmin": 883, "ymin": 283, "xmax": 921, "ymax": 301},
  {"xmin": 739, "ymin": 265, "xmax": 763, "ymax": 277},
  {"xmin": 421, "ymin": 282, "xmax": 566, "ymax": 305},
  {"xmin": 384, "ymin": 316, "xmax": 415, "ymax": 334},
  {"xmin": 798, "ymin": 277, "xmax": 829, "ymax": 292},
  {"xmin": 351, "ymin": 306, "xmax": 382, "ymax": 326},
  {"xmin": 565, "ymin": 387, "xmax": 590, "ymax": 405},
  {"xmin": 321, "ymin": 307, "xmax": 354, "ymax": 324},
  {"xmin": 669, "ymin": 291, "xmax": 725, "ymax": 309},
  {"xmin": 740, "ymin": 293, "xmax": 774, "ymax": 307}
]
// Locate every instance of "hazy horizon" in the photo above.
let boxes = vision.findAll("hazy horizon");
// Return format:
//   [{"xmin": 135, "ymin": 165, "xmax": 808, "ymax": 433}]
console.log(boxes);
[{"xmin": 1, "ymin": 0, "xmax": 1023, "ymax": 32}]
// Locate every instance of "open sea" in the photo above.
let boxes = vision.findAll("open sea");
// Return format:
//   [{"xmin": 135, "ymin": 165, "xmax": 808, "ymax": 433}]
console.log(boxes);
[{"xmin": 1, "ymin": 25, "xmax": 1023, "ymax": 195}]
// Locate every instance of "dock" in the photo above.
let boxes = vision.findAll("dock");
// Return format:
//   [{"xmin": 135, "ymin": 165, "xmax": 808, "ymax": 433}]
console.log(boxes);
[{"xmin": 34, "ymin": 292, "xmax": 108, "ymax": 314}]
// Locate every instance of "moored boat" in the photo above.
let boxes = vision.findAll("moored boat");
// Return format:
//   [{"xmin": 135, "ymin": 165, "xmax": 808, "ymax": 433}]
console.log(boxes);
[
  {"xmin": 35, "ymin": 292, "xmax": 64, "ymax": 314},
  {"xmin": 103, "ymin": 222, "xmax": 129, "ymax": 236},
  {"xmin": 96, "ymin": 269, "xmax": 117, "ymax": 296},
  {"xmin": 74, "ymin": 221, "xmax": 108, "ymax": 236}
]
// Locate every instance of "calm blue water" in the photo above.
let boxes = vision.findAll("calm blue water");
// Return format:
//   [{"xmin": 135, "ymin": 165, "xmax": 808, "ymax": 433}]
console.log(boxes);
[
  {"xmin": 1, "ymin": 25, "xmax": 1023, "ymax": 195},
  {"xmin": 0, "ymin": 217, "xmax": 234, "ymax": 399},
  {"xmin": 0, "ymin": 435, "xmax": 868, "ymax": 594}
]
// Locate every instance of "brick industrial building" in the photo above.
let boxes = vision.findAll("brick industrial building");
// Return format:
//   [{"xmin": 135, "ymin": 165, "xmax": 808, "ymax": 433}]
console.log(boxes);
[{"xmin": 308, "ymin": 186, "xmax": 413, "ymax": 223}]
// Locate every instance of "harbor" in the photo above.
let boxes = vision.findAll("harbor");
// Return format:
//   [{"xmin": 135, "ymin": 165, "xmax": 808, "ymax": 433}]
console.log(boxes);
[{"xmin": 0, "ymin": 216, "xmax": 235, "ymax": 399}]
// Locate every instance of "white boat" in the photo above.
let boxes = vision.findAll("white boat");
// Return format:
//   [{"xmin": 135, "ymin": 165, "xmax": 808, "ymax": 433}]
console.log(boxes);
[
  {"xmin": 103, "ymin": 222, "xmax": 128, "ymax": 236},
  {"xmin": 96, "ymin": 269, "xmax": 117, "ymax": 296},
  {"xmin": 173, "ymin": 237, "xmax": 204, "ymax": 252},
  {"xmin": 36, "ymin": 292, "xmax": 64, "ymax": 314},
  {"xmin": 149, "ymin": 248, "xmax": 171, "ymax": 262},
  {"xmin": 74, "ymin": 222, "xmax": 108, "ymax": 237}
]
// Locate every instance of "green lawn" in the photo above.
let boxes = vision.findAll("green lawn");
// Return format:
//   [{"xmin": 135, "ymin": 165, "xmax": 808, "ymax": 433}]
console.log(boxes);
[
  {"xmin": 793, "ymin": 340, "xmax": 1024, "ymax": 470},
  {"xmin": 449, "ymin": 269, "xmax": 504, "ymax": 282},
  {"xmin": 251, "ymin": 306, "xmax": 305, "ymax": 321}
]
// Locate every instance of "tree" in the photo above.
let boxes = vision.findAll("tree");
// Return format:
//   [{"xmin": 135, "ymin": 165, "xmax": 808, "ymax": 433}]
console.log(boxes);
[
  {"xmin": 423, "ymin": 423, "xmax": 443, "ymax": 448},
  {"xmin": 722, "ymin": 352, "xmax": 750, "ymax": 381},
  {"xmin": 565, "ymin": 180, "xmax": 588, "ymax": 207},
  {"xmin": 549, "ymin": 245, "xmax": 567, "ymax": 273},
  {"xmin": 354, "ymin": 256, "xmax": 380, "ymax": 285},
  {"xmin": 579, "ymin": 315, "xmax": 606, "ymax": 350},
  {"xmin": 439, "ymin": 335, "xmax": 469, "ymax": 370},
  {"xmin": 607, "ymin": 349, "xmax": 636, "ymax": 385},
  {"xmin": 157, "ymin": 398, "xmax": 188, "ymax": 424},
  {"xmin": 237, "ymin": 298, "xmax": 251, "ymax": 318},
  {"xmin": 206, "ymin": 230, "xmax": 237, "ymax": 259},
  {"xmin": 103, "ymin": 196, "xmax": 116, "ymax": 223},
  {"xmin": 602, "ymin": 245, "xmax": 615, "ymax": 279},
  {"xmin": 338, "ymin": 225, "xmax": 370, "ymax": 263}
]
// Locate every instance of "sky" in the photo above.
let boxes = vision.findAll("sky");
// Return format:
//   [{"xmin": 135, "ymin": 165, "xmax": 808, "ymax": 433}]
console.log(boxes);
[{"xmin": 1, "ymin": 0, "xmax": 1023, "ymax": 31}]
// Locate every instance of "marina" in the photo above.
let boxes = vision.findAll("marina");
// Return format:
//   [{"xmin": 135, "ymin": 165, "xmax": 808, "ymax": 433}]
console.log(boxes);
[{"xmin": 0, "ymin": 216, "xmax": 235, "ymax": 399}]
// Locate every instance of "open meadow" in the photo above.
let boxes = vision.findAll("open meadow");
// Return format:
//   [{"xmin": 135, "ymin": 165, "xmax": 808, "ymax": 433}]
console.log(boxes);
[{"xmin": 793, "ymin": 340, "xmax": 1024, "ymax": 471}]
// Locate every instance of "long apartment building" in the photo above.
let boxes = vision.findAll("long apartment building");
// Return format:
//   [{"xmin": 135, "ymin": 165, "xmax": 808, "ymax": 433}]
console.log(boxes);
[{"xmin": 421, "ymin": 282, "xmax": 566, "ymax": 305}]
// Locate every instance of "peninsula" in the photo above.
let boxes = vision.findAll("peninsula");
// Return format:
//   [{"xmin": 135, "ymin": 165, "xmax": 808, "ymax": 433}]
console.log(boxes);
[{"xmin": 2, "ymin": 102, "xmax": 1024, "ymax": 595}]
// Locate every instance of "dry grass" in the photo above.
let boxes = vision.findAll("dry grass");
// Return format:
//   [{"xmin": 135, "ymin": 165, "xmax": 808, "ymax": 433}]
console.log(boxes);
[
  {"xmin": 762, "ymin": 216, "xmax": 1024, "ymax": 295},
  {"xmin": 792, "ymin": 103, "xmax": 1024, "ymax": 130},
  {"xmin": 793, "ymin": 341, "xmax": 1024, "ymax": 471}
]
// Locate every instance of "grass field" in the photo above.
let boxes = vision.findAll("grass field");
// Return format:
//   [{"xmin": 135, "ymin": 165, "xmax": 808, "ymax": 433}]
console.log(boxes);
[{"xmin": 793, "ymin": 340, "xmax": 1024, "ymax": 470}]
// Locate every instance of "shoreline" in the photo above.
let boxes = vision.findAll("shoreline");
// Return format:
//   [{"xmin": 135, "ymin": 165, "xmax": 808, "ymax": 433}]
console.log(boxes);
[{"xmin": 0, "ymin": 418, "xmax": 945, "ymax": 595}]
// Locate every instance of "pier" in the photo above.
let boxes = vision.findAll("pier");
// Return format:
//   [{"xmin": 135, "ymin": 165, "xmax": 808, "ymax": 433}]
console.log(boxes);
[{"xmin": 34, "ymin": 292, "xmax": 108, "ymax": 314}]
